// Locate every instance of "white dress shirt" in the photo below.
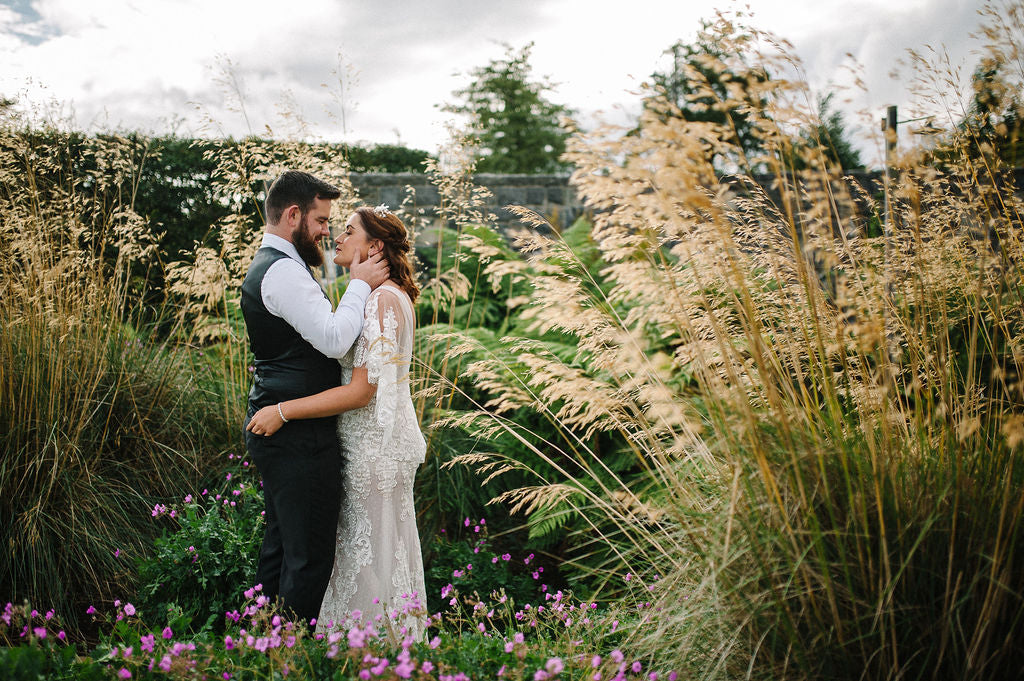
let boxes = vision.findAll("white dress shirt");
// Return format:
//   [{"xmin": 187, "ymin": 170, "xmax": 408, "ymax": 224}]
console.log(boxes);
[{"xmin": 259, "ymin": 233, "xmax": 370, "ymax": 359}]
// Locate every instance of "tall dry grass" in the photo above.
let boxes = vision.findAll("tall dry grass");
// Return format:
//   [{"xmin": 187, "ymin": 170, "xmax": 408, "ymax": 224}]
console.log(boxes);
[
  {"xmin": 439, "ymin": 5, "xmax": 1024, "ymax": 679},
  {"xmin": 0, "ymin": 109, "xmax": 239, "ymax": 632}
]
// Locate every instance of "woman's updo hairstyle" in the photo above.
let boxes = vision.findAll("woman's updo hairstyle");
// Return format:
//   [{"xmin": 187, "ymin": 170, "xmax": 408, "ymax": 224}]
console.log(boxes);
[{"xmin": 355, "ymin": 206, "xmax": 420, "ymax": 302}]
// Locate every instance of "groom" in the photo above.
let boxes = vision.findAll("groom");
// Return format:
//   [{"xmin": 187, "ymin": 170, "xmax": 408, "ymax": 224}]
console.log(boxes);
[{"xmin": 241, "ymin": 170, "xmax": 388, "ymax": 625}]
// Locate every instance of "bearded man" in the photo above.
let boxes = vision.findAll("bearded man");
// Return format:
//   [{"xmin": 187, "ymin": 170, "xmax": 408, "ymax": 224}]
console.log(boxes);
[{"xmin": 240, "ymin": 170, "xmax": 388, "ymax": 625}]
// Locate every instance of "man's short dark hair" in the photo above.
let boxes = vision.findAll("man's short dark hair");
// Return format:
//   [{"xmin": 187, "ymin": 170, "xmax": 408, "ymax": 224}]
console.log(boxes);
[{"xmin": 264, "ymin": 170, "xmax": 342, "ymax": 225}]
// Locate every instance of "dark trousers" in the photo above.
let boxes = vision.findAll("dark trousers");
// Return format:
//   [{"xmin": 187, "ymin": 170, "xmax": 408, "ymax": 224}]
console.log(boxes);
[{"xmin": 244, "ymin": 414, "xmax": 343, "ymax": 626}]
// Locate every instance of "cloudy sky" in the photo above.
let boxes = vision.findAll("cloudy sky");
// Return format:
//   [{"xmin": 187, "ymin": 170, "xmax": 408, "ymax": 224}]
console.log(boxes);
[{"xmin": 0, "ymin": 0, "xmax": 988, "ymax": 167}]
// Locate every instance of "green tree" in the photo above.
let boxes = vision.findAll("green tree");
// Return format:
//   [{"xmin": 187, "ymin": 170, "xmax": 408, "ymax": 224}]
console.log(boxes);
[
  {"xmin": 962, "ymin": 57, "xmax": 1023, "ymax": 166},
  {"xmin": 644, "ymin": 20, "xmax": 771, "ymax": 171},
  {"xmin": 443, "ymin": 42, "xmax": 572, "ymax": 174},
  {"xmin": 789, "ymin": 92, "xmax": 864, "ymax": 171}
]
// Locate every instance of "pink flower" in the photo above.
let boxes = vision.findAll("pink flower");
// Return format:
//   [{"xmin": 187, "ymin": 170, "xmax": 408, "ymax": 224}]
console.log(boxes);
[
  {"xmin": 421, "ymin": 661, "xmax": 434, "ymax": 674},
  {"xmin": 86, "ymin": 605, "xmax": 96, "ymax": 615},
  {"xmin": 348, "ymin": 626, "xmax": 368, "ymax": 648},
  {"xmin": 123, "ymin": 603, "xmax": 135, "ymax": 616},
  {"xmin": 632, "ymin": 661, "xmax": 643, "ymax": 673},
  {"xmin": 140, "ymin": 634, "xmax": 155, "ymax": 653},
  {"xmin": 161, "ymin": 626, "xmax": 173, "ymax": 640},
  {"xmin": 592, "ymin": 655, "xmax": 602, "ymax": 667},
  {"xmin": 546, "ymin": 657, "xmax": 565, "ymax": 675},
  {"xmin": 117, "ymin": 668, "xmax": 131, "ymax": 679},
  {"xmin": 395, "ymin": 660, "xmax": 415, "ymax": 678},
  {"xmin": 224, "ymin": 635, "xmax": 234, "ymax": 650},
  {"xmin": 33, "ymin": 627, "xmax": 46, "ymax": 639}
]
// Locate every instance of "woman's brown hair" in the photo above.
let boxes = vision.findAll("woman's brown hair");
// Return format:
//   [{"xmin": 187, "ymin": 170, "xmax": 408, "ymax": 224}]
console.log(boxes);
[{"xmin": 355, "ymin": 207, "xmax": 420, "ymax": 302}]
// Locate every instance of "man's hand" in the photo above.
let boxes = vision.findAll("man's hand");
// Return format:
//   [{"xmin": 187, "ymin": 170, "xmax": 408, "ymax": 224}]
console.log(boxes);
[
  {"xmin": 247, "ymin": 405, "xmax": 285, "ymax": 437},
  {"xmin": 349, "ymin": 248, "xmax": 389, "ymax": 289}
]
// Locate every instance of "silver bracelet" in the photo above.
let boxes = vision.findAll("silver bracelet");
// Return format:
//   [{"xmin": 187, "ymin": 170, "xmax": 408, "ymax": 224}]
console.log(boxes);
[{"xmin": 277, "ymin": 403, "xmax": 289, "ymax": 423}]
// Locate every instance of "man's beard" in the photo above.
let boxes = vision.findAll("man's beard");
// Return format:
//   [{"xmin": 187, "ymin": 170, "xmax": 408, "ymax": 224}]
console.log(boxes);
[{"xmin": 292, "ymin": 213, "xmax": 324, "ymax": 267}]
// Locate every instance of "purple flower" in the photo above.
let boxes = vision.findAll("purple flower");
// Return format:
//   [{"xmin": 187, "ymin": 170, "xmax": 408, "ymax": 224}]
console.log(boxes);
[
  {"xmin": 86, "ymin": 605, "xmax": 96, "ymax": 615},
  {"xmin": 33, "ymin": 627, "xmax": 47, "ymax": 639},
  {"xmin": 117, "ymin": 668, "xmax": 132, "ymax": 679},
  {"xmin": 140, "ymin": 634, "xmax": 155, "ymax": 653},
  {"xmin": 161, "ymin": 626, "xmax": 173, "ymax": 640},
  {"xmin": 224, "ymin": 635, "xmax": 235, "ymax": 650}
]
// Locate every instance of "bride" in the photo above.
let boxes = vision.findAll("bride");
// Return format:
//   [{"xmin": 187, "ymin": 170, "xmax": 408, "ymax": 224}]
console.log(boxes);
[{"xmin": 246, "ymin": 204, "xmax": 427, "ymax": 638}]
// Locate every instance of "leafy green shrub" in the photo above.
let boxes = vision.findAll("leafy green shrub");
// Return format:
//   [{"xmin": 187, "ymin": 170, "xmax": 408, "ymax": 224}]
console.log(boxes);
[
  {"xmin": 135, "ymin": 455, "xmax": 264, "ymax": 633},
  {"xmin": 424, "ymin": 518, "xmax": 555, "ymax": 617}
]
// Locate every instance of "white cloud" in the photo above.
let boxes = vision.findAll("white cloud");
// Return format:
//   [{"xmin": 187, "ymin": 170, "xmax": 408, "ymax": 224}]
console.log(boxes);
[{"xmin": 0, "ymin": 0, "xmax": 993, "ymax": 162}]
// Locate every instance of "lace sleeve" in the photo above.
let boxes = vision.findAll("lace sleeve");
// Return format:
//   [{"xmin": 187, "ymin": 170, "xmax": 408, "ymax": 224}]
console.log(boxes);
[{"xmin": 353, "ymin": 290, "xmax": 405, "ymax": 435}]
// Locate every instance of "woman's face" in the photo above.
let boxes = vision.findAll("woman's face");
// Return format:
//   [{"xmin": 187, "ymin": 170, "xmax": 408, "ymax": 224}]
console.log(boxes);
[{"xmin": 334, "ymin": 212, "xmax": 374, "ymax": 267}]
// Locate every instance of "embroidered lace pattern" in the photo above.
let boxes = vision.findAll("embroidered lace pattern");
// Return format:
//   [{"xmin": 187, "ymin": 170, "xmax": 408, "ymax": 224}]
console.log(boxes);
[{"xmin": 318, "ymin": 286, "xmax": 427, "ymax": 637}]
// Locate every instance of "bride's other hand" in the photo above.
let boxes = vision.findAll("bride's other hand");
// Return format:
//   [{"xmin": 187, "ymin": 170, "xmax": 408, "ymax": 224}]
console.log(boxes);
[{"xmin": 247, "ymin": 405, "xmax": 284, "ymax": 437}]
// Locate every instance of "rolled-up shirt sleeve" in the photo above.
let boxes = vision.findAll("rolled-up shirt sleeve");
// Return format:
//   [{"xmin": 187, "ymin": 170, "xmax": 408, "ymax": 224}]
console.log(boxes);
[{"xmin": 261, "ymin": 257, "xmax": 370, "ymax": 359}]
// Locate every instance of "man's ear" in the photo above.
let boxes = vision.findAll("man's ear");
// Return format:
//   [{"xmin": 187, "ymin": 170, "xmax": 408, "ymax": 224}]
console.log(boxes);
[{"xmin": 284, "ymin": 204, "xmax": 301, "ymax": 227}]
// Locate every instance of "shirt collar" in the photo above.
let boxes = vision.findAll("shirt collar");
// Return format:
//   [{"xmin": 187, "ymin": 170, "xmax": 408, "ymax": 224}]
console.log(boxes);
[{"xmin": 261, "ymin": 232, "xmax": 306, "ymax": 266}]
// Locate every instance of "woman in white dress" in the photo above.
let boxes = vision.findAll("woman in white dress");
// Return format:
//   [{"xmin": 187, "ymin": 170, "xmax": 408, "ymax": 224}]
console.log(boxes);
[{"xmin": 246, "ymin": 205, "xmax": 427, "ymax": 638}]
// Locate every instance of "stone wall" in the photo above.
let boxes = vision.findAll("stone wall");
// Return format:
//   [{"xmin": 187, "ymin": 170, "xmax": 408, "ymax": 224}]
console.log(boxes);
[
  {"xmin": 350, "ymin": 168, "xmax": 1024, "ymax": 237},
  {"xmin": 349, "ymin": 173, "xmax": 585, "ymax": 232}
]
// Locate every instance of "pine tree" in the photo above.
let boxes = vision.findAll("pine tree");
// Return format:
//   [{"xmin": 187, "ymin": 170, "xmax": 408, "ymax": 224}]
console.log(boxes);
[{"xmin": 443, "ymin": 43, "xmax": 572, "ymax": 174}]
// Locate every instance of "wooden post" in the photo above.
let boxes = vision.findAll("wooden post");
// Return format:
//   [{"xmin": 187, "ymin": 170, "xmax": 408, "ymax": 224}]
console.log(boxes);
[
  {"xmin": 882, "ymin": 105, "xmax": 897, "ymax": 233},
  {"xmin": 881, "ymin": 105, "xmax": 897, "ymax": 358}
]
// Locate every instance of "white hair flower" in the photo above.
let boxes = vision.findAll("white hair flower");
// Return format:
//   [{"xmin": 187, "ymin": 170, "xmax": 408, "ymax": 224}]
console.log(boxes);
[{"xmin": 373, "ymin": 203, "xmax": 391, "ymax": 218}]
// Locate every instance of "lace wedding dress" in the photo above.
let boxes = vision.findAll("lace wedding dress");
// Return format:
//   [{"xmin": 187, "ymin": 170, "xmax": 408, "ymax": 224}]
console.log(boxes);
[{"xmin": 318, "ymin": 285, "xmax": 427, "ymax": 638}]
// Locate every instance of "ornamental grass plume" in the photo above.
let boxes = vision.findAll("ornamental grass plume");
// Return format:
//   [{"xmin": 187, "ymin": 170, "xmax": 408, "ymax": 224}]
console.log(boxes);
[
  {"xmin": 0, "ymin": 104, "xmax": 233, "ymax": 636},
  {"xmin": 437, "ymin": 4, "xmax": 1024, "ymax": 679}
]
